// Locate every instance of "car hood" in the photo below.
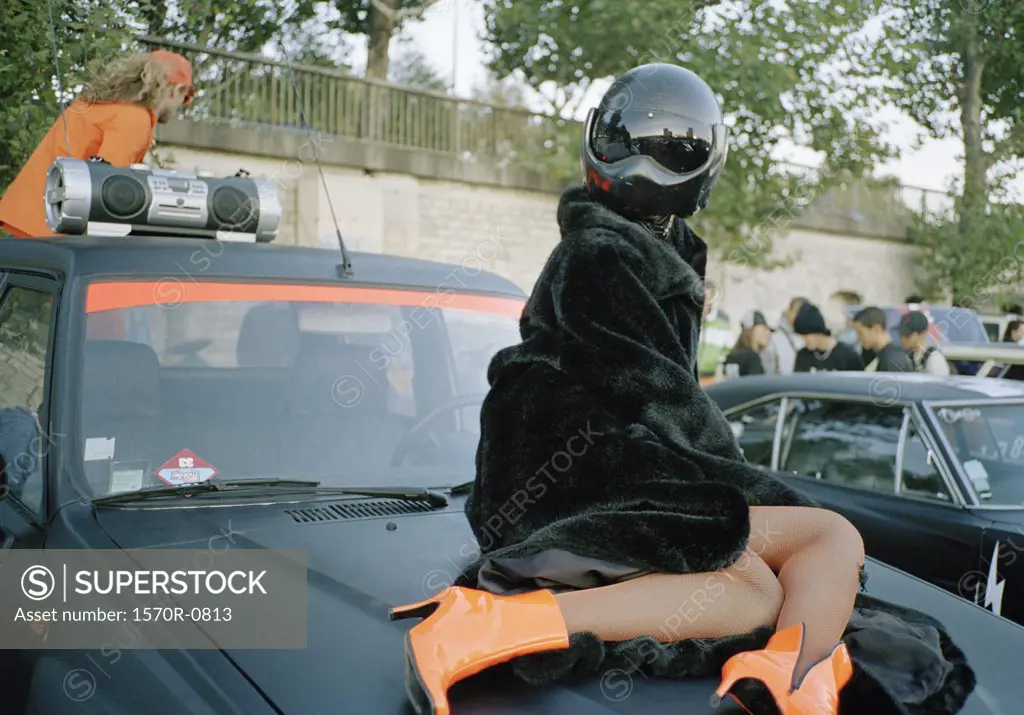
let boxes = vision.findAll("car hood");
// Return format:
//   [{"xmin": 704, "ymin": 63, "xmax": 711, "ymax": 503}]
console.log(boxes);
[{"xmin": 93, "ymin": 495, "xmax": 1024, "ymax": 715}]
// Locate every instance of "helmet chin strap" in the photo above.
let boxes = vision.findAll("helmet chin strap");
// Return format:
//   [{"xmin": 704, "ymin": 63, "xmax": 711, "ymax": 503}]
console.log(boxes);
[{"xmin": 639, "ymin": 214, "xmax": 676, "ymax": 239}]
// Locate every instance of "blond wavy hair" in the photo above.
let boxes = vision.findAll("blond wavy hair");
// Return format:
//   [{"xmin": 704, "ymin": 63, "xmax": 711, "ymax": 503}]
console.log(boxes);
[{"xmin": 79, "ymin": 54, "xmax": 172, "ymax": 108}]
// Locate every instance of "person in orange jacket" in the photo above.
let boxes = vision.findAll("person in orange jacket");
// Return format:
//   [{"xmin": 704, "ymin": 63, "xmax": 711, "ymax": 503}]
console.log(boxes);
[{"xmin": 0, "ymin": 50, "xmax": 195, "ymax": 239}]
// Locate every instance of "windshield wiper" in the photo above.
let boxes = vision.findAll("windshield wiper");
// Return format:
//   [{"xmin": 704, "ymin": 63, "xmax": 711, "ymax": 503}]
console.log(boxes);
[
  {"xmin": 92, "ymin": 478, "xmax": 449, "ymax": 508},
  {"xmin": 449, "ymin": 481, "xmax": 475, "ymax": 495},
  {"xmin": 326, "ymin": 485, "xmax": 449, "ymax": 507}
]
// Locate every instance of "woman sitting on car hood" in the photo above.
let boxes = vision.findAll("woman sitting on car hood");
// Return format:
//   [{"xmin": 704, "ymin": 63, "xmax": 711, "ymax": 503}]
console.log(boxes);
[{"xmin": 389, "ymin": 64, "xmax": 975, "ymax": 715}]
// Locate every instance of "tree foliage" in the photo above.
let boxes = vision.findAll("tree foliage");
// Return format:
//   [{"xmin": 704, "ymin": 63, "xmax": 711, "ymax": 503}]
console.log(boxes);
[
  {"xmin": 138, "ymin": 0, "xmax": 320, "ymax": 53},
  {"xmin": 0, "ymin": 0, "xmax": 131, "ymax": 191},
  {"xmin": 481, "ymin": 0, "xmax": 895, "ymax": 267},
  {"xmin": 866, "ymin": 0, "xmax": 1024, "ymax": 302},
  {"xmin": 388, "ymin": 39, "xmax": 449, "ymax": 91},
  {"xmin": 328, "ymin": 0, "xmax": 446, "ymax": 80},
  {"xmin": 911, "ymin": 202, "xmax": 1024, "ymax": 307},
  {"xmin": 0, "ymin": 0, "xmax": 353, "ymax": 193},
  {"xmin": 867, "ymin": 1, "xmax": 1024, "ymax": 197}
]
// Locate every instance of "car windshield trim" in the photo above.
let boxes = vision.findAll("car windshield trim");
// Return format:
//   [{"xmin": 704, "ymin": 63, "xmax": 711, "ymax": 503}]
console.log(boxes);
[
  {"xmin": 721, "ymin": 391, "xmax": 910, "ymax": 414},
  {"xmin": 925, "ymin": 398, "xmax": 1024, "ymax": 409}
]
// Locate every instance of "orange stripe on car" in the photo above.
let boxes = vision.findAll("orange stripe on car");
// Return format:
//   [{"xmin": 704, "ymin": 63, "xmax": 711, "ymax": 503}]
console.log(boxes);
[{"xmin": 85, "ymin": 281, "xmax": 526, "ymax": 318}]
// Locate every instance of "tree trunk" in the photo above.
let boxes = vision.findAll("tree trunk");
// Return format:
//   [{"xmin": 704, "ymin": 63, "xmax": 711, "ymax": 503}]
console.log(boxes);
[
  {"xmin": 365, "ymin": 0, "xmax": 396, "ymax": 81},
  {"xmin": 959, "ymin": 16, "xmax": 987, "ymax": 240}
]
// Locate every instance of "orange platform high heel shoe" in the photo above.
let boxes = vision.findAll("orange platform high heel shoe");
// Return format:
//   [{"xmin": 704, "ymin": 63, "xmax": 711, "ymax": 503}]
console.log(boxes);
[
  {"xmin": 389, "ymin": 586, "xmax": 571, "ymax": 715},
  {"xmin": 710, "ymin": 623, "xmax": 853, "ymax": 715}
]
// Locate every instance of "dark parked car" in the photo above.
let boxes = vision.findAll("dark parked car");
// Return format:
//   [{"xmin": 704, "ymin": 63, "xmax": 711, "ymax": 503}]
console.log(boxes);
[
  {"xmin": 707, "ymin": 372, "xmax": 1024, "ymax": 628},
  {"xmin": 1, "ymin": 236, "xmax": 1023, "ymax": 713}
]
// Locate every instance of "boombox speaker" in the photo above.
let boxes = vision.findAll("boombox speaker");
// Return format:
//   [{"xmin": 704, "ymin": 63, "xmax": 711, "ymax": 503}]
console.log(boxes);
[{"xmin": 44, "ymin": 158, "xmax": 282, "ymax": 242}]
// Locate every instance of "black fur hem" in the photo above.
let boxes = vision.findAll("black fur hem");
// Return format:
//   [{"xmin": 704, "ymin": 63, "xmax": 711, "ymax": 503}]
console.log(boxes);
[{"xmin": 507, "ymin": 593, "xmax": 975, "ymax": 715}]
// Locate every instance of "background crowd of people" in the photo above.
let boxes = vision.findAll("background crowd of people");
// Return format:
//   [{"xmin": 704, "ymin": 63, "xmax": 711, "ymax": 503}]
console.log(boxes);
[{"xmin": 699, "ymin": 295, "xmax": 957, "ymax": 380}]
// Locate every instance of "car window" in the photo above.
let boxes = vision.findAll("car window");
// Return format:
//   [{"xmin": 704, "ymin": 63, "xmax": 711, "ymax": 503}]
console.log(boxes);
[
  {"xmin": 931, "ymin": 403, "xmax": 1024, "ymax": 506},
  {"xmin": 780, "ymin": 398, "xmax": 902, "ymax": 494},
  {"xmin": 1001, "ymin": 363, "xmax": 1024, "ymax": 381},
  {"xmin": 443, "ymin": 306, "xmax": 522, "ymax": 429},
  {"xmin": 725, "ymin": 400, "xmax": 781, "ymax": 467},
  {"xmin": 900, "ymin": 419, "xmax": 952, "ymax": 503},
  {"xmin": 956, "ymin": 360, "xmax": 991, "ymax": 377},
  {"xmin": 444, "ymin": 307, "xmax": 521, "ymax": 396},
  {"xmin": 79, "ymin": 280, "xmax": 525, "ymax": 498},
  {"xmin": 0, "ymin": 284, "xmax": 54, "ymax": 515}
]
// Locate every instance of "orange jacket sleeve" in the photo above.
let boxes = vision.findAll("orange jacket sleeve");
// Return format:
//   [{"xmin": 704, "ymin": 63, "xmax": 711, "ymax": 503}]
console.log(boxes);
[{"xmin": 95, "ymin": 109, "xmax": 155, "ymax": 167}]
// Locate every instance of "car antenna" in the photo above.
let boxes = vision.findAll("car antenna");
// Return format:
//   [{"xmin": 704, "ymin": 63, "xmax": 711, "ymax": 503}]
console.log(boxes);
[
  {"xmin": 45, "ymin": 0, "xmax": 73, "ymax": 161},
  {"xmin": 279, "ymin": 40, "xmax": 354, "ymax": 278}
]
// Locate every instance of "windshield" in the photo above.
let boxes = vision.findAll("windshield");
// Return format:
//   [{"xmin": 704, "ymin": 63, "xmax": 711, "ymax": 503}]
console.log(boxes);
[
  {"xmin": 78, "ymin": 280, "xmax": 523, "ymax": 498},
  {"xmin": 929, "ymin": 402, "xmax": 1024, "ymax": 506}
]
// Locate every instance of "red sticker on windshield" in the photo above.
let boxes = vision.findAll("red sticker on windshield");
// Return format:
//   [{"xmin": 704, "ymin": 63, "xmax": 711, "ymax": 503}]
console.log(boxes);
[{"xmin": 157, "ymin": 449, "xmax": 219, "ymax": 486}]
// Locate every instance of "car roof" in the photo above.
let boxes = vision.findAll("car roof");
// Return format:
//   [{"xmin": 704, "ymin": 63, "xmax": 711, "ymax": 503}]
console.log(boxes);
[
  {"xmin": 705, "ymin": 371, "xmax": 1024, "ymax": 407},
  {"xmin": 1, "ymin": 235, "xmax": 527, "ymax": 298}
]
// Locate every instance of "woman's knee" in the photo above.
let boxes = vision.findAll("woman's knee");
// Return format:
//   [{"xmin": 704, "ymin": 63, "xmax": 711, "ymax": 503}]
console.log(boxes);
[{"xmin": 811, "ymin": 509, "xmax": 865, "ymax": 565}]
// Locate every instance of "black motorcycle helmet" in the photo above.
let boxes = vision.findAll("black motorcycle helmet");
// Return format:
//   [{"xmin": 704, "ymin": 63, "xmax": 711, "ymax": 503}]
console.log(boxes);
[{"xmin": 581, "ymin": 63, "xmax": 728, "ymax": 221}]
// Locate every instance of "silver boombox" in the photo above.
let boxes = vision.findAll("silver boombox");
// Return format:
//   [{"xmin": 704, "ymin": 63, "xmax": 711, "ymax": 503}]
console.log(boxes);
[{"xmin": 44, "ymin": 157, "xmax": 282, "ymax": 242}]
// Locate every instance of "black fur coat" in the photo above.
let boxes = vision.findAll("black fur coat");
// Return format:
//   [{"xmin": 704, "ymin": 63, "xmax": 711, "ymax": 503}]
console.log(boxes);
[{"xmin": 458, "ymin": 187, "xmax": 975, "ymax": 714}]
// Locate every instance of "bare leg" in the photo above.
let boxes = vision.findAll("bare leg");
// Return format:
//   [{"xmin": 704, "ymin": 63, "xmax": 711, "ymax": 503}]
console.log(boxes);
[
  {"xmin": 555, "ymin": 548, "xmax": 784, "ymax": 642},
  {"xmin": 747, "ymin": 506, "xmax": 864, "ymax": 680},
  {"xmin": 552, "ymin": 506, "xmax": 863, "ymax": 680}
]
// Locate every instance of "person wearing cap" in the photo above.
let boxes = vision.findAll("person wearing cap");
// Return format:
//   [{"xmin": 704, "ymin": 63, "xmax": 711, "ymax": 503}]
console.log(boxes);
[
  {"xmin": 721, "ymin": 310, "xmax": 772, "ymax": 379},
  {"xmin": 852, "ymin": 306, "xmax": 915, "ymax": 373},
  {"xmin": 792, "ymin": 302, "xmax": 862, "ymax": 372},
  {"xmin": 0, "ymin": 50, "xmax": 195, "ymax": 239},
  {"xmin": 899, "ymin": 311, "xmax": 951, "ymax": 375}
]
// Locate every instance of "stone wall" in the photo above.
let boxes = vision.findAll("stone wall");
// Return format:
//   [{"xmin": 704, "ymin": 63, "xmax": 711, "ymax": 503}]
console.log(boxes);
[
  {"xmin": 157, "ymin": 122, "xmax": 918, "ymax": 334},
  {"xmin": 705, "ymin": 229, "xmax": 917, "ymax": 331}
]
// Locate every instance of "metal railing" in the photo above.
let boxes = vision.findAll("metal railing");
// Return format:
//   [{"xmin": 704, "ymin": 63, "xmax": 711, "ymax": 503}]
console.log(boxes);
[
  {"xmin": 138, "ymin": 35, "xmax": 557, "ymax": 162},
  {"xmin": 138, "ymin": 36, "xmax": 953, "ymax": 234}
]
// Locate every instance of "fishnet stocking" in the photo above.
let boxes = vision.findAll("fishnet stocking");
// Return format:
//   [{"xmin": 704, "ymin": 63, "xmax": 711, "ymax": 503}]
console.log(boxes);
[
  {"xmin": 749, "ymin": 506, "xmax": 864, "ymax": 681},
  {"xmin": 555, "ymin": 548, "xmax": 783, "ymax": 642},
  {"xmin": 553, "ymin": 506, "xmax": 864, "ymax": 682}
]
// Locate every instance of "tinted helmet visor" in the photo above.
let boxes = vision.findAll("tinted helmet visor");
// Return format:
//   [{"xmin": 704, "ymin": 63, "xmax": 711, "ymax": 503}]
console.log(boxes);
[{"xmin": 590, "ymin": 109, "xmax": 715, "ymax": 175}]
